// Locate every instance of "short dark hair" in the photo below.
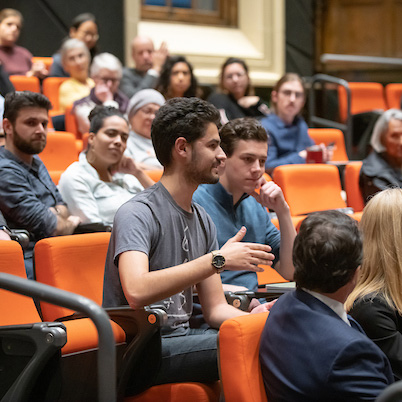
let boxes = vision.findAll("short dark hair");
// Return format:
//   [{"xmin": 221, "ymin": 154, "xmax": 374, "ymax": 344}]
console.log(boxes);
[
  {"xmin": 4, "ymin": 91, "xmax": 51, "ymax": 124},
  {"xmin": 156, "ymin": 55, "xmax": 198, "ymax": 99},
  {"xmin": 293, "ymin": 210, "xmax": 362, "ymax": 293},
  {"xmin": 151, "ymin": 97, "xmax": 220, "ymax": 167},
  {"xmin": 70, "ymin": 12, "xmax": 97, "ymax": 30},
  {"xmin": 219, "ymin": 117, "xmax": 267, "ymax": 157},
  {"xmin": 89, "ymin": 105, "xmax": 127, "ymax": 134}
]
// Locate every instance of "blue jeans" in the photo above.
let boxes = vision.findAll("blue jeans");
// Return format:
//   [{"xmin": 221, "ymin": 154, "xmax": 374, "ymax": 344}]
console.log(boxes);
[{"xmin": 153, "ymin": 328, "xmax": 219, "ymax": 385}]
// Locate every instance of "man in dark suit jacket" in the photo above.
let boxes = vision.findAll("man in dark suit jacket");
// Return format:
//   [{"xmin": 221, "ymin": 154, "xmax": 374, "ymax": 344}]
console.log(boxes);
[{"xmin": 259, "ymin": 210, "xmax": 394, "ymax": 402}]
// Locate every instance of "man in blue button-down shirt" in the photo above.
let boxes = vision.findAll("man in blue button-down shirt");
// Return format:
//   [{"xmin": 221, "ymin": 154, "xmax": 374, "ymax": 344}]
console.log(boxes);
[{"xmin": 0, "ymin": 91, "xmax": 80, "ymax": 278}]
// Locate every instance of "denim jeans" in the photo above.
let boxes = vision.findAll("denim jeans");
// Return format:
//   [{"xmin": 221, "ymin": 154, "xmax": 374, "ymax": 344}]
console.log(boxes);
[{"xmin": 153, "ymin": 327, "xmax": 219, "ymax": 385}]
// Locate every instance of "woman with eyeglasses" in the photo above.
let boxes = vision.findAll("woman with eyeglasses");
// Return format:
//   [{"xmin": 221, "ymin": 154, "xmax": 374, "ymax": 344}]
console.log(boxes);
[
  {"xmin": 208, "ymin": 57, "xmax": 269, "ymax": 124},
  {"xmin": 262, "ymin": 73, "xmax": 315, "ymax": 173},
  {"xmin": 50, "ymin": 13, "xmax": 99, "ymax": 78},
  {"xmin": 58, "ymin": 106, "xmax": 153, "ymax": 227}
]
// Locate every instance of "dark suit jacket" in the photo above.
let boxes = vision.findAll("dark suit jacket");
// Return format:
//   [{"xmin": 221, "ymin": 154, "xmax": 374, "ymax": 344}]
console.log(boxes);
[{"xmin": 259, "ymin": 289, "xmax": 394, "ymax": 402}]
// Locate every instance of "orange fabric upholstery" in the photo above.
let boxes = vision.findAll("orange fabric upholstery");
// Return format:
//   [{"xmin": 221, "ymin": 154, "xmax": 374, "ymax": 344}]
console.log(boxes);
[
  {"xmin": 61, "ymin": 318, "xmax": 125, "ymax": 356},
  {"xmin": 273, "ymin": 164, "xmax": 345, "ymax": 216},
  {"xmin": 344, "ymin": 161, "xmax": 365, "ymax": 212},
  {"xmin": 34, "ymin": 233, "xmax": 111, "ymax": 321},
  {"xmin": 385, "ymin": 83, "xmax": 402, "ymax": 109},
  {"xmin": 0, "ymin": 241, "xmax": 41, "ymax": 326},
  {"xmin": 308, "ymin": 128, "xmax": 349, "ymax": 161},
  {"xmin": 270, "ymin": 215, "xmax": 306, "ymax": 231},
  {"xmin": 9, "ymin": 75, "xmax": 40, "ymax": 93},
  {"xmin": 338, "ymin": 82, "xmax": 386, "ymax": 123},
  {"xmin": 126, "ymin": 382, "xmax": 220, "ymax": 402},
  {"xmin": 218, "ymin": 312, "xmax": 268, "ymax": 402},
  {"xmin": 39, "ymin": 131, "xmax": 78, "ymax": 172},
  {"xmin": 257, "ymin": 265, "xmax": 287, "ymax": 285},
  {"xmin": 42, "ymin": 77, "xmax": 68, "ymax": 111},
  {"xmin": 145, "ymin": 169, "xmax": 163, "ymax": 182},
  {"xmin": 31, "ymin": 56, "xmax": 53, "ymax": 72},
  {"xmin": 65, "ymin": 103, "xmax": 80, "ymax": 139}
]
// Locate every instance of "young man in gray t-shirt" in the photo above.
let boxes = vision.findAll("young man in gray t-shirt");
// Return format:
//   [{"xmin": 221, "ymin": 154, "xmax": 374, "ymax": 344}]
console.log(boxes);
[{"xmin": 103, "ymin": 97, "xmax": 275, "ymax": 385}]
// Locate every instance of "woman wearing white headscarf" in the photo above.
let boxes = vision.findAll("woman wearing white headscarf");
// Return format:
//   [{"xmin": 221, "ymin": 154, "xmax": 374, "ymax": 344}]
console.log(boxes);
[{"xmin": 359, "ymin": 108, "xmax": 402, "ymax": 203}]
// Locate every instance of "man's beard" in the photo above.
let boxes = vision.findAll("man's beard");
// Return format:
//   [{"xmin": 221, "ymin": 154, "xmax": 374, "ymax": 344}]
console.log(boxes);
[
  {"xmin": 186, "ymin": 150, "xmax": 220, "ymax": 186},
  {"xmin": 13, "ymin": 127, "xmax": 46, "ymax": 155}
]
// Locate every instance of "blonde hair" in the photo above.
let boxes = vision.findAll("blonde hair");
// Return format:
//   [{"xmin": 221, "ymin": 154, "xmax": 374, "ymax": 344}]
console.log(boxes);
[{"xmin": 346, "ymin": 188, "xmax": 402, "ymax": 314}]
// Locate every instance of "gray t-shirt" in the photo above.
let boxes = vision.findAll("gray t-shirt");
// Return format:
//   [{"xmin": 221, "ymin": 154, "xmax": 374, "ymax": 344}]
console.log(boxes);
[{"xmin": 102, "ymin": 181, "xmax": 218, "ymax": 335}]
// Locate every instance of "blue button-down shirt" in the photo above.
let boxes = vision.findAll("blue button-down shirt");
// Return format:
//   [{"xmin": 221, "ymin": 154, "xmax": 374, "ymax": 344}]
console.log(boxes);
[
  {"xmin": 0, "ymin": 146, "xmax": 64, "ymax": 242},
  {"xmin": 193, "ymin": 182, "xmax": 280, "ymax": 291}
]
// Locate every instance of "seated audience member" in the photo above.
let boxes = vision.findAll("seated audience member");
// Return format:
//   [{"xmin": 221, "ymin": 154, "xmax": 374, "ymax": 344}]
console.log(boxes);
[
  {"xmin": 208, "ymin": 57, "xmax": 269, "ymax": 124},
  {"xmin": 103, "ymin": 97, "xmax": 273, "ymax": 386},
  {"xmin": 50, "ymin": 13, "xmax": 99, "ymax": 78},
  {"xmin": 125, "ymin": 88, "xmax": 165, "ymax": 169},
  {"xmin": 119, "ymin": 35, "xmax": 168, "ymax": 98},
  {"xmin": 0, "ymin": 63, "xmax": 14, "ymax": 95},
  {"xmin": 156, "ymin": 55, "xmax": 200, "ymax": 100},
  {"xmin": 0, "ymin": 210, "xmax": 11, "ymax": 240},
  {"xmin": 0, "ymin": 8, "xmax": 48, "ymax": 78},
  {"xmin": 347, "ymin": 189, "xmax": 402, "ymax": 380},
  {"xmin": 58, "ymin": 106, "xmax": 153, "ymax": 227},
  {"xmin": 259, "ymin": 210, "xmax": 393, "ymax": 401},
  {"xmin": 73, "ymin": 52, "xmax": 128, "ymax": 135},
  {"xmin": 359, "ymin": 109, "xmax": 402, "ymax": 203},
  {"xmin": 58, "ymin": 38, "xmax": 94, "ymax": 112},
  {"xmin": 261, "ymin": 73, "xmax": 314, "ymax": 173},
  {"xmin": 0, "ymin": 91, "xmax": 80, "ymax": 279},
  {"xmin": 193, "ymin": 118, "xmax": 295, "ymax": 291},
  {"xmin": 0, "ymin": 94, "xmax": 4, "ymax": 145}
]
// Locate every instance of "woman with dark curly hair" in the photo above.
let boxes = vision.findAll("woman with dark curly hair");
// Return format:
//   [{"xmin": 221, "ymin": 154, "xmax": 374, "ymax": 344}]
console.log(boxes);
[{"xmin": 155, "ymin": 55, "xmax": 200, "ymax": 99}]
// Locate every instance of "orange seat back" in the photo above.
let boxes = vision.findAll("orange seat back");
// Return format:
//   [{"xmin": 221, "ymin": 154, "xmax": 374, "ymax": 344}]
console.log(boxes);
[
  {"xmin": 273, "ymin": 164, "xmax": 345, "ymax": 216},
  {"xmin": 39, "ymin": 131, "xmax": 78, "ymax": 172},
  {"xmin": 338, "ymin": 82, "xmax": 386, "ymax": 123},
  {"xmin": 42, "ymin": 77, "xmax": 68, "ymax": 111},
  {"xmin": 65, "ymin": 104, "xmax": 80, "ymax": 138},
  {"xmin": 0, "ymin": 241, "xmax": 41, "ymax": 325},
  {"xmin": 34, "ymin": 232, "xmax": 111, "ymax": 321},
  {"xmin": 31, "ymin": 56, "xmax": 54, "ymax": 72},
  {"xmin": 308, "ymin": 128, "xmax": 349, "ymax": 161},
  {"xmin": 219, "ymin": 312, "xmax": 269, "ymax": 402},
  {"xmin": 344, "ymin": 161, "xmax": 364, "ymax": 212},
  {"xmin": 145, "ymin": 169, "xmax": 163, "ymax": 182},
  {"xmin": 9, "ymin": 75, "xmax": 40, "ymax": 93},
  {"xmin": 385, "ymin": 83, "xmax": 402, "ymax": 109}
]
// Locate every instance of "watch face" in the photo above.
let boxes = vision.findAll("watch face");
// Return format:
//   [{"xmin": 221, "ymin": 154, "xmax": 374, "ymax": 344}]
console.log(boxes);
[{"xmin": 213, "ymin": 254, "xmax": 225, "ymax": 269}]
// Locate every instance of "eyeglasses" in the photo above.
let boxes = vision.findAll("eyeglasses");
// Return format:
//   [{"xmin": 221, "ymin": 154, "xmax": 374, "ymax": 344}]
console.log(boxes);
[
  {"xmin": 78, "ymin": 30, "xmax": 99, "ymax": 41},
  {"xmin": 97, "ymin": 76, "xmax": 120, "ymax": 84},
  {"xmin": 279, "ymin": 90, "xmax": 304, "ymax": 99},
  {"xmin": 224, "ymin": 72, "xmax": 247, "ymax": 81}
]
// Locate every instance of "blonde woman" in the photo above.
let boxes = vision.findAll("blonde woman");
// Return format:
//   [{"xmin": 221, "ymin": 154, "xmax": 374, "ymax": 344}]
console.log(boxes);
[{"xmin": 347, "ymin": 188, "xmax": 402, "ymax": 380}]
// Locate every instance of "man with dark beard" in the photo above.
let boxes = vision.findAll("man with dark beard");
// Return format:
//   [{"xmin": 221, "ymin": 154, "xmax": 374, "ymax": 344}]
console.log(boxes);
[
  {"xmin": 0, "ymin": 91, "xmax": 80, "ymax": 279},
  {"xmin": 103, "ymin": 97, "xmax": 274, "ymax": 387}
]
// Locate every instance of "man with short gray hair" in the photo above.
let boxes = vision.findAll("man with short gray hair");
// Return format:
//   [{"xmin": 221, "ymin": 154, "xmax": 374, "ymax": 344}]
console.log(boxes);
[{"xmin": 73, "ymin": 52, "xmax": 129, "ymax": 134}]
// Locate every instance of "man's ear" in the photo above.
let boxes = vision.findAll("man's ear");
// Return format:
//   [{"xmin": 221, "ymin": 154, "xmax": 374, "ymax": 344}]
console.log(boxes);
[
  {"xmin": 174, "ymin": 137, "xmax": 189, "ymax": 159},
  {"xmin": 2, "ymin": 118, "xmax": 12, "ymax": 136},
  {"xmin": 271, "ymin": 90, "xmax": 278, "ymax": 104}
]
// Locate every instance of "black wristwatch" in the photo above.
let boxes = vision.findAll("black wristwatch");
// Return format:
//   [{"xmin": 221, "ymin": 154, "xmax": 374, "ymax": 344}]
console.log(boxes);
[{"xmin": 211, "ymin": 250, "xmax": 226, "ymax": 273}]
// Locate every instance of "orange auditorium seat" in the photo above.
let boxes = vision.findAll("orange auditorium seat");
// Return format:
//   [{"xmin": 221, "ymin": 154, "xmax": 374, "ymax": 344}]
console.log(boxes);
[
  {"xmin": 385, "ymin": 83, "xmax": 402, "ymax": 109},
  {"xmin": 145, "ymin": 169, "xmax": 163, "ymax": 182},
  {"xmin": 9, "ymin": 75, "xmax": 40, "ymax": 93},
  {"xmin": 219, "ymin": 312, "xmax": 269, "ymax": 402},
  {"xmin": 42, "ymin": 76, "xmax": 68, "ymax": 111},
  {"xmin": 308, "ymin": 128, "xmax": 349, "ymax": 161},
  {"xmin": 31, "ymin": 56, "xmax": 53, "ymax": 72},
  {"xmin": 344, "ymin": 161, "xmax": 365, "ymax": 213},
  {"xmin": 338, "ymin": 82, "xmax": 386, "ymax": 123}
]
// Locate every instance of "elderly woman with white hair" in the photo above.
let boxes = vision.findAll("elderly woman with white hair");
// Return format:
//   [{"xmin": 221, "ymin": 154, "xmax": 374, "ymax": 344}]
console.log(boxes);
[
  {"xmin": 125, "ymin": 88, "xmax": 165, "ymax": 169},
  {"xmin": 58, "ymin": 38, "xmax": 94, "ymax": 112},
  {"xmin": 73, "ymin": 52, "xmax": 129, "ymax": 135},
  {"xmin": 360, "ymin": 108, "xmax": 402, "ymax": 203}
]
